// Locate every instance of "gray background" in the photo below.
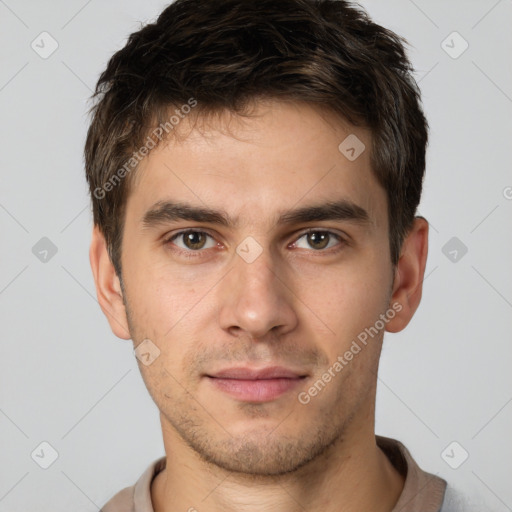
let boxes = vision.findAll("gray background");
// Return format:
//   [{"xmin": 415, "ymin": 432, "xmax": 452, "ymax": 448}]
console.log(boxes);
[{"xmin": 1, "ymin": 0, "xmax": 511, "ymax": 510}]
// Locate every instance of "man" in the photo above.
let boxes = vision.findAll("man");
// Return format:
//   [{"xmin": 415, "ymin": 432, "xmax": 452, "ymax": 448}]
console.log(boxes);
[{"xmin": 85, "ymin": 0, "xmax": 461, "ymax": 510}]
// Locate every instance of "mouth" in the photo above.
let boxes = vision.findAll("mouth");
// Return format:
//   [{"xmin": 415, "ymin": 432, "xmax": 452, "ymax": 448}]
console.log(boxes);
[{"xmin": 205, "ymin": 366, "xmax": 308, "ymax": 403}]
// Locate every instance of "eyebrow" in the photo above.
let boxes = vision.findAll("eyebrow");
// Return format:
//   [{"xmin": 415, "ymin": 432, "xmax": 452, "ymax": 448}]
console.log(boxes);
[{"xmin": 142, "ymin": 199, "xmax": 371, "ymax": 230}]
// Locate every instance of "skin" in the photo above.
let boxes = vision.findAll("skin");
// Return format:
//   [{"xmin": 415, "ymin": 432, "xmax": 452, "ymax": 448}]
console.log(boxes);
[{"xmin": 90, "ymin": 100, "xmax": 428, "ymax": 512}]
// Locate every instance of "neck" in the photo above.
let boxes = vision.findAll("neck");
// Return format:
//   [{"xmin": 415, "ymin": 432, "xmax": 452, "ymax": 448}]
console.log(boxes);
[{"xmin": 152, "ymin": 410, "xmax": 405, "ymax": 512}]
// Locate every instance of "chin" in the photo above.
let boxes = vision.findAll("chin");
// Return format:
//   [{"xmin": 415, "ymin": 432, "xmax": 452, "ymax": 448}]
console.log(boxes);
[{"xmin": 180, "ymin": 423, "xmax": 343, "ymax": 477}]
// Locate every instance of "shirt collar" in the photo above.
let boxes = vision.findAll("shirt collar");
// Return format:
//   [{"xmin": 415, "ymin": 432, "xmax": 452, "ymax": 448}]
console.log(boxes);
[{"xmin": 125, "ymin": 436, "xmax": 447, "ymax": 512}]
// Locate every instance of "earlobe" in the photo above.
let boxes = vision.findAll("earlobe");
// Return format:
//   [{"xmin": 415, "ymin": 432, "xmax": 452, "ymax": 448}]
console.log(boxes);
[
  {"xmin": 385, "ymin": 217, "xmax": 429, "ymax": 333},
  {"xmin": 89, "ymin": 226, "xmax": 131, "ymax": 340}
]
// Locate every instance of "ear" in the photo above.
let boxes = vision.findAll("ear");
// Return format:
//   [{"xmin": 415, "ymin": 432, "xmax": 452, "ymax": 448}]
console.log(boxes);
[
  {"xmin": 89, "ymin": 226, "xmax": 131, "ymax": 340},
  {"xmin": 385, "ymin": 217, "xmax": 429, "ymax": 333}
]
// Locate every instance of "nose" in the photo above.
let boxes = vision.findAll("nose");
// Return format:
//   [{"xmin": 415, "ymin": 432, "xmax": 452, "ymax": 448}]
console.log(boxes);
[{"xmin": 217, "ymin": 244, "xmax": 298, "ymax": 340}]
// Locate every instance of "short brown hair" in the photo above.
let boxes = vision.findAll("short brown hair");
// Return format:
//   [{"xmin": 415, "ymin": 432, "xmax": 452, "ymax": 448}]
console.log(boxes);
[{"xmin": 84, "ymin": 0, "xmax": 428, "ymax": 277}]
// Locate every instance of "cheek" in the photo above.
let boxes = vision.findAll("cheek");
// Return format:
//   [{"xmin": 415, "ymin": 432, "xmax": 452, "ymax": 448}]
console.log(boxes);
[
  {"xmin": 295, "ymin": 258, "xmax": 391, "ymax": 346},
  {"xmin": 123, "ymin": 257, "xmax": 221, "ymax": 371},
  {"xmin": 125, "ymin": 250, "xmax": 194, "ymax": 320}
]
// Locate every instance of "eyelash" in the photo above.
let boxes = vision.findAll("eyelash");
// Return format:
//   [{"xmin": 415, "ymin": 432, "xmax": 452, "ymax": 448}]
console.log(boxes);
[{"xmin": 163, "ymin": 228, "xmax": 347, "ymax": 258}]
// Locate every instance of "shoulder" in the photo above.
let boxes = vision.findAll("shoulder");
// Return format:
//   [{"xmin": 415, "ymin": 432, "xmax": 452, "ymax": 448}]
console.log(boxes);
[
  {"xmin": 440, "ymin": 484, "xmax": 475, "ymax": 512},
  {"xmin": 100, "ymin": 485, "xmax": 135, "ymax": 512},
  {"xmin": 377, "ymin": 435, "xmax": 447, "ymax": 512},
  {"xmin": 99, "ymin": 455, "xmax": 166, "ymax": 512}
]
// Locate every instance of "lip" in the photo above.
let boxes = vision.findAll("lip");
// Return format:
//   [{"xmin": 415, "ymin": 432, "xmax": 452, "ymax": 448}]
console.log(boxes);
[
  {"xmin": 208, "ymin": 366, "xmax": 307, "ymax": 380},
  {"xmin": 205, "ymin": 366, "xmax": 307, "ymax": 402}
]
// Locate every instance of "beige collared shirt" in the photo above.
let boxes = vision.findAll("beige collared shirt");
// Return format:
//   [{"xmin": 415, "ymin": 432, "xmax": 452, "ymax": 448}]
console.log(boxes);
[{"xmin": 100, "ymin": 436, "xmax": 450, "ymax": 512}]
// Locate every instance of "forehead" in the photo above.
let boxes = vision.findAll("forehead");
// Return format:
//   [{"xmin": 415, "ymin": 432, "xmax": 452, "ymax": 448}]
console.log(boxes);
[{"xmin": 125, "ymin": 100, "xmax": 387, "ymax": 231}]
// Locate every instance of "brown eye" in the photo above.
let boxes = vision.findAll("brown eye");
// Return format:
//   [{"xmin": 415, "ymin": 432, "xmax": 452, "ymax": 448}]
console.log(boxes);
[
  {"xmin": 294, "ymin": 231, "xmax": 343, "ymax": 252},
  {"xmin": 307, "ymin": 232, "xmax": 330, "ymax": 250},
  {"xmin": 167, "ymin": 230, "xmax": 216, "ymax": 252},
  {"xmin": 182, "ymin": 231, "xmax": 207, "ymax": 250}
]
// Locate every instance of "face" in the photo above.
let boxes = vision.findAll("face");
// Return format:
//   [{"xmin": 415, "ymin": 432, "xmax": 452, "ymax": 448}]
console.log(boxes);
[{"xmin": 117, "ymin": 101, "xmax": 397, "ymax": 476}]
